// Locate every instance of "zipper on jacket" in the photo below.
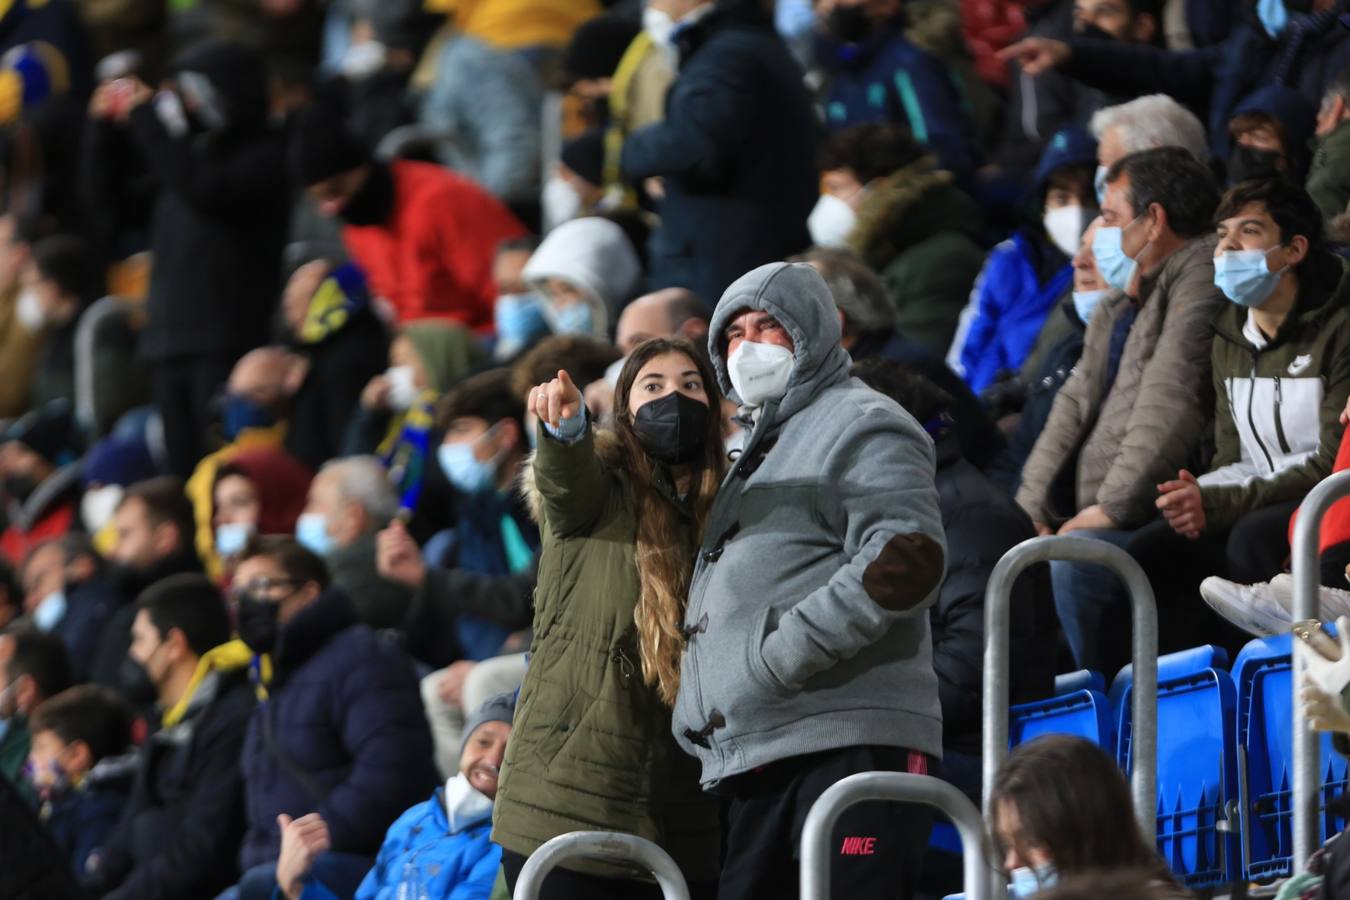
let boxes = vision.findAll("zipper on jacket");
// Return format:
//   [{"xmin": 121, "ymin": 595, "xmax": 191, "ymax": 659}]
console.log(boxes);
[
  {"xmin": 612, "ymin": 647, "xmax": 635, "ymax": 681},
  {"xmin": 1273, "ymin": 375, "xmax": 1292, "ymax": 455},
  {"xmin": 1245, "ymin": 357, "xmax": 1276, "ymax": 473}
]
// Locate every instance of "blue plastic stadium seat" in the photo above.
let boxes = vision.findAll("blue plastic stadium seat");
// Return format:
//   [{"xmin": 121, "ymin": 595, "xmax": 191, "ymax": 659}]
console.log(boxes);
[
  {"xmin": 1054, "ymin": 669, "xmax": 1106, "ymax": 696},
  {"xmin": 1009, "ymin": 683, "xmax": 1115, "ymax": 751},
  {"xmin": 1115, "ymin": 646, "xmax": 1238, "ymax": 888},
  {"xmin": 1234, "ymin": 635, "xmax": 1349, "ymax": 882}
]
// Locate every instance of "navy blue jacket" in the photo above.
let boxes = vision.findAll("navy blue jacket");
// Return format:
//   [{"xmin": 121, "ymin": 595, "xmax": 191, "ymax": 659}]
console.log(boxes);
[
  {"xmin": 56, "ymin": 574, "xmax": 122, "ymax": 683},
  {"xmin": 621, "ymin": 1, "xmax": 817, "ymax": 305},
  {"xmin": 1063, "ymin": 12, "xmax": 1350, "ymax": 158},
  {"xmin": 818, "ymin": 22, "xmax": 981, "ymax": 181},
  {"xmin": 45, "ymin": 756, "xmax": 134, "ymax": 882},
  {"xmin": 238, "ymin": 589, "xmax": 436, "ymax": 870}
]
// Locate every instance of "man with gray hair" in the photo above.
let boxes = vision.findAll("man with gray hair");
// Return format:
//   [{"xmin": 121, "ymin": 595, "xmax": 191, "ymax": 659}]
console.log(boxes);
[
  {"xmin": 296, "ymin": 455, "xmax": 412, "ymax": 630},
  {"xmin": 1089, "ymin": 95, "xmax": 1209, "ymax": 202},
  {"xmin": 794, "ymin": 247, "xmax": 1004, "ymax": 470}
]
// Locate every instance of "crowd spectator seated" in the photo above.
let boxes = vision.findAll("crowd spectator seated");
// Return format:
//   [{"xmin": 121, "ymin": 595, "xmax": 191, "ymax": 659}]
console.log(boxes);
[
  {"xmin": 26, "ymin": 684, "xmax": 134, "ymax": 881},
  {"xmin": 289, "ymin": 98, "xmax": 526, "ymax": 330},
  {"xmin": 77, "ymin": 434, "xmax": 161, "ymax": 551},
  {"xmin": 522, "ymin": 216, "xmax": 643, "ymax": 341},
  {"xmin": 851, "ymin": 359, "xmax": 1053, "ymax": 799},
  {"xmin": 1089, "ymin": 94, "xmax": 1210, "ymax": 201},
  {"xmin": 0, "ymin": 627, "xmax": 73, "ymax": 804},
  {"xmin": 1223, "ymin": 84, "xmax": 1319, "ymax": 184},
  {"xmin": 83, "ymin": 573, "xmax": 255, "ymax": 900},
  {"xmin": 1015, "ymin": 146, "xmax": 1223, "ymax": 675},
  {"xmin": 274, "ymin": 692, "xmax": 514, "ymax": 900},
  {"xmin": 224, "ymin": 537, "xmax": 435, "ymax": 900},
  {"xmin": 489, "ymin": 235, "xmax": 548, "ymax": 365},
  {"xmin": 206, "ymin": 447, "xmax": 314, "ymax": 570},
  {"xmin": 21, "ymin": 235, "xmax": 107, "ymax": 411},
  {"xmin": 0, "ymin": 213, "xmax": 49, "ymax": 419},
  {"xmin": 0, "ymin": 401, "xmax": 83, "ymax": 563},
  {"xmin": 1309, "ymin": 64, "xmax": 1350, "ymax": 223},
  {"xmin": 297, "ymin": 456, "xmax": 412, "ymax": 630},
  {"xmin": 21, "ymin": 534, "xmax": 122, "ymax": 682},
  {"xmin": 1129, "ymin": 178, "xmax": 1350, "ymax": 655},
  {"xmin": 279, "ymin": 261, "xmax": 390, "ymax": 471},
  {"xmin": 815, "ymin": 0, "xmax": 981, "ymax": 181},
  {"xmin": 92, "ymin": 476, "xmax": 202, "ymax": 698},
  {"xmin": 811, "ymin": 123, "xmax": 986, "ymax": 356},
  {"xmin": 952, "ymin": 127, "xmax": 1097, "ymax": 396}
]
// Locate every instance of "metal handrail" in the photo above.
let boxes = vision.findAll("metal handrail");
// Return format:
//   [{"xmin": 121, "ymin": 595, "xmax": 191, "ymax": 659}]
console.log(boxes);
[
  {"xmin": 513, "ymin": 831, "xmax": 690, "ymax": 900},
  {"xmin": 1290, "ymin": 470, "xmax": 1350, "ymax": 871},
  {"xmin": 799, "ymin": 772, "xmax": 995, "ymax": 900},
  {"xmin": 73, "ymin": 295, "xmax": 133, "ymax": 437},
  {"xmin": 981, "ymin": 536, "xmax": 1159, "ymax": 840}
]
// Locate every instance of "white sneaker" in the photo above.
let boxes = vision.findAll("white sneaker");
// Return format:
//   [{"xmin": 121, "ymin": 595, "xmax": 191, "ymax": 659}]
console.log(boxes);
[
  {"xmin": 1201, "ymin": 573, "xmax": 1350, "ymax": 638},
  {"xmin": 1201, "ymin": 576, "xmax": 1293, "ymax": 637}
]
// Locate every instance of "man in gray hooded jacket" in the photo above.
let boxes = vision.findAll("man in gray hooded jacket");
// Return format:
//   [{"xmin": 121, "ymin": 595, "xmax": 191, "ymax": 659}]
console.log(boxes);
[{"xmin": 675, "ymin": 262, "xmax": 946, "ymax": 899}]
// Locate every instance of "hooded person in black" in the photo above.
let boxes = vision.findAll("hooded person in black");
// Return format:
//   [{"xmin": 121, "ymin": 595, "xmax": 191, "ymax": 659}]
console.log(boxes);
[{"xmin": 81, "ymin": 40, "xmax": 289, "ymax": 478}]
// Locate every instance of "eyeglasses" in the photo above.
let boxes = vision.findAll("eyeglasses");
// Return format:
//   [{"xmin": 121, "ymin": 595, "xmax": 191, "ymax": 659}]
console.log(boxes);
[{"xmin": 227, "ymin": 576, "xmax": 299, "ymax": 602}]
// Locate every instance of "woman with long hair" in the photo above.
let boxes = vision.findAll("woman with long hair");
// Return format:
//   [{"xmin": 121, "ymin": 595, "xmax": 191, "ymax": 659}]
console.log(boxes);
[
  {"xmin": 989, "ymin": 734, "xmax": 1175, "ymax": 896},
  {"xmin": 492, "ymin": 337, "xmax": 724, "ymax": 899}
]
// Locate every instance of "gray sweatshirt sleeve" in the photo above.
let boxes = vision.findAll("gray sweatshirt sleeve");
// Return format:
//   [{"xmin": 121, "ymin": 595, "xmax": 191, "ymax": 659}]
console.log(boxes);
[{"xmin": 757, "ymin": 410, "xmax": 947, "ymax": 692}]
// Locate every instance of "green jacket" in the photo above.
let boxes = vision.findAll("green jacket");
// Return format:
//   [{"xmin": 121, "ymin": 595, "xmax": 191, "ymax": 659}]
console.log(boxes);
[
  {"xmin": 492, "ymin": 428, "xmax": 719, "ymax": 881},
  {"xmin": 1, "ymin": 716, "xmax": 34, "ymax": 806},
  {"xmin": 1308, "ymin": 121, "xmax": 1350, "ymax": 225},
  {"xmin": 847, "ymin": 157, "xmax": 986, "ymax": 356},
  {"xmin": 1201, "ymin": 253, "xmax": 1350, "ymax": 530}
]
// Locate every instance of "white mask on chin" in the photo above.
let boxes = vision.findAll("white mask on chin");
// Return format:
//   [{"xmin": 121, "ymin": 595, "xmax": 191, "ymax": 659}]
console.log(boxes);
[{"xmin": 444, "ymin": 772, "xmax": 494, "ymax": 833}]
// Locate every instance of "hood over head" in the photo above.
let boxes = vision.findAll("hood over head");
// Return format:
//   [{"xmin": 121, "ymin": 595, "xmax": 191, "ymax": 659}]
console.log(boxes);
[
  {"xmin": 169, "ymin": 39, "xmax": 270, "ymax": 136},
  {"xmin": 708, "ymin": 262, "xmax": 851, "ymax": 424},
  {"xmin": 523, "ymin": 217, "xmax": 642, "ymax": 338}
]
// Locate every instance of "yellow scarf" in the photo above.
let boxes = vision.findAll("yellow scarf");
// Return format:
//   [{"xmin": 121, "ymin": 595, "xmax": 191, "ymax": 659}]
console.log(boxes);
[{"xmin": 162, "ymin": 639, "xmax": 267, "ymax": 727}]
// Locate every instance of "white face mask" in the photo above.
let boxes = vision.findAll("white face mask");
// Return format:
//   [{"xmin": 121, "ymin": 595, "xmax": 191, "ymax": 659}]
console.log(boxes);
[
  {"xmin": 542, "ymin": 176, "xmax": 583, "ymax": 232},
  {"xmin": 81, "ymin": 484, "xmax": 124, "ymax": 534},
  {"xmin": 806, "ymin": 193, "xmax": 857, "ymax": 248},
  {"xmin": 1043, "ymin": 205, "xmax": 1089, "ymax": 257},
  {"xmin": 15, "ymin": 287, "xmax": 45, "ymax": 332},
  {"xmin": 444, "ymin": 771, "xmax": 494, "ymax": 833},
  {"xmin": 215, "ymin": 521, "xmax": 255, "ymax": 558},
  {"xmin": 727, "ymin": 339, "xmax": 795, "ymax": 408},
  {"xmin": 33, "ymin": 589, "xmax": 68, "ymax": 632},
  {"xmin": 643, "ymin": 6, "xmax": 677, "ymax": 45},
  {"xmin": 338, "ymin": 40, "xmax": 387, "ymax": 80},
  {"xmin": 385, "ymin": 365, "xmax": 418, "ymax": 411},
  {"xmin": 1071, "ymin": 288, "xmax": 1109, "ymax": 325}
]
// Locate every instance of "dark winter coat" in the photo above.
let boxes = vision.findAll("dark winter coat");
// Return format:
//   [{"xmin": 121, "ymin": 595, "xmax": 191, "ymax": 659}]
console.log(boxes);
[
  {"xmin": 44, "ymin": 754, "xmax": 135, "ymax": 882},
  {"xmin": 92, "ymin": 40, "xmax": 289, "ymax": 362},
  {"xmin": 621, "ymin": 1, "xmax": 817, "ymax": 306},
  {"xmin": 55, "ymin": 572, "xmax": 123, "ymax": 683},
  {"xmin": 930, "ymin": 434, "xmax": 1052, "ymax": 756},
  {"xmin": 238, "ymin": 588, "xmax": 436, "ymax": 869},
  {"xmin": 85, "ymin": 670, "xmax": 255, "ymax": 900}
]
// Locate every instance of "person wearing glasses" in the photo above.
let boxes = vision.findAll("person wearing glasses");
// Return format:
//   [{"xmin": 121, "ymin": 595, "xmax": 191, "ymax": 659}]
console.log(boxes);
[{"xmin": 214, "ymin": 537, "xmax": 437, "ymax": 900}]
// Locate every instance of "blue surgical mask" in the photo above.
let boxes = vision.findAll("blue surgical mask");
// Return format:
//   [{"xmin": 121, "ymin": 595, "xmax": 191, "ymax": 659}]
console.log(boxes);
[
  {"xmin": 32, "ymin": 590, "xmax": 67, "ymax": 632},
  {"xmin": 549, "ymin": 302, "xmax": 595, "ymax": 336},
  {"xmin": 438, "ymin": 436, "xmax": 501, "ymax": 495},
  {"xmin": 223, "ymin": 395, "xmax": 276, "ymax": 441},
  {"xmin": 494, "ymin": 293, "xmax": 550, "ymax": 357},
  {"xmin": 1071, "ymin": 289, "xmax": 1110, "ymax": 324},
  {"xmin": 1214, "ymin": 247, "xmax": 1285, "ymax": 308},
  {"xmin": 1008, "ymin": 863, "xmax": 1058, "ymax": 898},
  {"xmin": 1092, "ymin": 220, "xmax": 1141, "ymax": 293},
  {"xmin": 1094, "ymin": 165, "xmax": 1108, "ymax": 205},
  {"xmin": 295, "ymin": 512, "xmax": 333, "ymax": 557},
  {"xmin": 1256, "ymin": 0, "xmax": 1290, "ymax": 38},
  {"xmin": 215, "ymin": 521, "xmax": 254, "ymax": 557}
]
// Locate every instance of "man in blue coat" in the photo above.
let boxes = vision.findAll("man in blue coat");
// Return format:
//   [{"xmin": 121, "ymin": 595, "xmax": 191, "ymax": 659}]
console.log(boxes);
[
  {"xmin": 621, "ymin": 0, "xmax": 817, "ymax": 307},
  {"xmin": 219, "ymin": 537, "xmax": 437, "ymax": 900}
]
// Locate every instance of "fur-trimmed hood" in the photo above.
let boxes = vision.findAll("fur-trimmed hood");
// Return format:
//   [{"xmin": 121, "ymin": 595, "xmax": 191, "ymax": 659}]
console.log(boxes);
[{"xmin": 847, "ymin": 156, "xmax": 982, "ymax": 271}]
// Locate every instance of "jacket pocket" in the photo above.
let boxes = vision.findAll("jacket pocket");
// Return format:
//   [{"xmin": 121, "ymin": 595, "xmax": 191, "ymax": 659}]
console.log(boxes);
[
  {"xmin": 530, "ymin": 684, "xmax": 593, "ymax": 770},
  {"xmin": 745, "ymin": 605, "xmax": 793, "ymax": 698}
]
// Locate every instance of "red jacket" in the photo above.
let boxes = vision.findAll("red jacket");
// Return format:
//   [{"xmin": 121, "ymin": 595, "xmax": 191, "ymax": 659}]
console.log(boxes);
[
  {"xmin": 342, "ymin": 161, "xmax": 526, "ymax": 329},
  {"xmin": 1, "ymin": 501, "xmax": 76, "ymax": 564},
  {"xmin": 1289, "ymin": 424, "xmax": 1350, "ymax": 554}
]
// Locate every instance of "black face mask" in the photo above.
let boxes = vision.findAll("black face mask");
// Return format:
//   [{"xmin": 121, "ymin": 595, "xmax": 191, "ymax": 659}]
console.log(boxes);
[
  {"xmin": 826, "ymin": 4, "xmax": 872, "ymax": 44},
  {"xmin": 632, "ymin": 391, "xmax": 710, "ymax": 466},
  {"xmin": 339, "ymin": 163, "xmax": 395, "ymax": 227},
  {"xmin": 3, "ymin": 474, "xmax": 37, "ymax": 504},
  {"xmin": 1227, "ymin": 145, "xmax": 1286, "ymax": 185},
  {"xmin": 119, "ymin": 656, "xmax": 159, "ymax": 707},
  {"xmin": 235, "ymin": 593, "xmax": 281, "ymax": 655}
]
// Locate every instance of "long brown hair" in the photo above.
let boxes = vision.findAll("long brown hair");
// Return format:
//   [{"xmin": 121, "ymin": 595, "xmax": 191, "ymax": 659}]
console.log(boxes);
[
  {"xmin": 612, "ymin": 338, "xmax": 726, "ymax": 706},
  {"xmin": 989, "ymin": 735, "xmax": 1171, "ymax": 879}
]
